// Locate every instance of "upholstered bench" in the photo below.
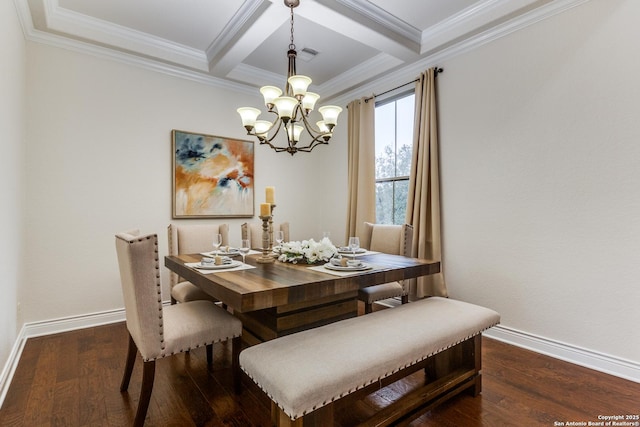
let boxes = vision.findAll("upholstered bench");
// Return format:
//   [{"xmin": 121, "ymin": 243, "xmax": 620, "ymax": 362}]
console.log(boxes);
[{"xmin": 240, "ymin": 297, "xmax": 500, "ymax": 426}]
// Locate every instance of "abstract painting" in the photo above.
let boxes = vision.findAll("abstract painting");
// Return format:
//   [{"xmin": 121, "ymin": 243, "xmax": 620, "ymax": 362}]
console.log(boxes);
[{"xmin": 172, "ymin": 130, "xmax": 254, "ymax": 218}]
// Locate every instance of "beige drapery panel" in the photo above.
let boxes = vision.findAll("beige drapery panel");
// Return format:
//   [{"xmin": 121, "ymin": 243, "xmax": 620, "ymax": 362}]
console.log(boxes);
[
  {"xmin": 345, "ymin": 97, "xmax": 376, "ymax": 243},
  {"xmin": 405, "ymin": 68, "xmax": 448, "ymax": 298}
]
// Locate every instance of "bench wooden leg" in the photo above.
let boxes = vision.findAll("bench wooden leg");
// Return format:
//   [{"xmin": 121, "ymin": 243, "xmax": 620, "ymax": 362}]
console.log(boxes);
[
  {"xmin": 471, "ymin": 334, "xmax": 482, "ymax": 396},
  {"xmin": 272, "ymin": 402, "xmax": 334, "ymax": 427},
  {"xmin": 232, "ymin": 336, "xmax": 241, "ymax": 395},
  {"xmin": 425, "ymin": 333, "xmax": 482, "ymax": 396},
  {"xmin": 206, "ymin": 344, "xmax": 213, "ymax": 365},
  {"xmin": 364, "ymin": 302, "xmax": 373, "ymax": 314}
]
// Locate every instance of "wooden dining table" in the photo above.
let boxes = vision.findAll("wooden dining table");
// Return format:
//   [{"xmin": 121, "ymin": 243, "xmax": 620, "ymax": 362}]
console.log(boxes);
[{"xmin": 164, "ymin": 252, "xmax": 440, "ymax": 345}]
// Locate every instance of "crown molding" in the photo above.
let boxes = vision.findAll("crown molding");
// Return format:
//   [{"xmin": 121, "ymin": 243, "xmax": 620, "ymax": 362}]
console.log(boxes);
[
  {"xmin": 318, "ymin": 53, "xmax": 403, "ymax": 101},
  {"xmin": 205, "ymin": 0, "xmax": 267, "ymax": 64},
  {"xmin": 43, "ymin": 0, "xmax": 209, "ymax": 71},
  {"xmin": 337, "ymin": 0, "xmax": 421, "ymax": 44},
  {"xmin": 22, "ymin": 24, "xmax": 256, "ymax": 97},
  {"xmin": 228, "ymin": 62, "xmax": 284, "ymax": 89},
  {"xmin": 13, "ymin": 0, "xmax": 34, "ymax": 36},
  {"xmin": 15, "ymin": 0, "xmax": 593, "ymax": 114},
  {"xmin": 331, "ymin": 0, "xmax": 592, "ymax": 106}
]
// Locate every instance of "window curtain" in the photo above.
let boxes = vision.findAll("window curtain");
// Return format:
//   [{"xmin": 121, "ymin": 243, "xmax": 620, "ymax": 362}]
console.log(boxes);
[
  {"xmin": 405, "ymin": 68, "xmax": 448, "ymax": 298},
  {"xmin": 345, "ymin": 97, "xmax": 376, "ymax": 243}
]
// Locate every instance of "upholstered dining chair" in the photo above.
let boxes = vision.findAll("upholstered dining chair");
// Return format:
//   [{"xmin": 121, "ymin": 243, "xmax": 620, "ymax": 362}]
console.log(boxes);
[
  {"xmin": 358, "ymin": 222, "xmax": 414, "ymax": 314},
  {"xmin": 167, "ymin": 223, "xmax": 229, "ymax": 304},
  {"xmin": 115, "ymin": 230, "xmax": 242, "ymax": 427},
  {"xmin": 241, "ymin": 221, "xmax": 290, "ymax": 249}
]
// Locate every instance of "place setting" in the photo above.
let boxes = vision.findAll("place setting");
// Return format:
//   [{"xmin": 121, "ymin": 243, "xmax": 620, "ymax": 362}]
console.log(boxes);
[
  {"xmin": 323, "ymin": 257, "xmax": 372, "ymax": 272},
  {"xmin": 296, "ymin": 236, "xmax": 382, "ymax": 276},
  {"xmin": 189, "ymin": 237, "xmax": 256, "ymax": 273}
]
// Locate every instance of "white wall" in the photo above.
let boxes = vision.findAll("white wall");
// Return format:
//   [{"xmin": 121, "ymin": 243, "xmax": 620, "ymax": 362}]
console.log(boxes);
[
  {"xmin": 21, "ymin": 41, "xmax": 332, "ymax": 323},
  {"xmin": 9, "ymin": 0, "xmax": 638, "ymax": 383},
  {"xmin": 0, "ymin": 1, "xmax": 26, "ymax": 374},
  {"xmin": 438, "ymin": 0, "xmax": 640, "ymax": 363}
]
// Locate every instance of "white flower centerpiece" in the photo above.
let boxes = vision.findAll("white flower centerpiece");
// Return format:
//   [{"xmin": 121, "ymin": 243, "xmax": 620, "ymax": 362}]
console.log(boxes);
[{"xmin": 276, "ymin": 237, "xmax": 338, "ymax": 264}]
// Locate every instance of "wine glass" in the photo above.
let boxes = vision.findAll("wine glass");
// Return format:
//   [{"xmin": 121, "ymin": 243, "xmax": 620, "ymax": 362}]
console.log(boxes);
[
  {"xmin": 275, "ymin": 230, "xmax": 284, "ymax": 248},
  {"xmin": 240, "ymin": 239, "xmax": 250, "ymax": 264},
  {"xmin": 348, "ymin": 236, "xmax": 360, "ymax": 259},
  {"xmin": 212, "ymin": 233, "xmax": 222, "ymax": 256}
]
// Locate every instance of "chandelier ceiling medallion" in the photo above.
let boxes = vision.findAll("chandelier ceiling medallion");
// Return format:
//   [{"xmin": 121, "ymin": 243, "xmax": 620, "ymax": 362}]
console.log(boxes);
[{"xmin": 237, "ymin": 0, "xmax": 342, "ymax": 155}]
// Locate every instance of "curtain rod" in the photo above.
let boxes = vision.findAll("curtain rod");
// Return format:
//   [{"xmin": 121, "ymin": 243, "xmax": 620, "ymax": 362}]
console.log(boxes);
[{"xmin": 364, "ymin": 67, "xmax": 443, "ymax": 103}]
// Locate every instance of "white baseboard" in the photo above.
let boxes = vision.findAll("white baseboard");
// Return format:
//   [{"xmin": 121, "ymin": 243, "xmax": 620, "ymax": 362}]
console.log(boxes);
[
  {"xmin": 3, "ymin": 308, "xmax": 639, "ymax": 409},
  {"xmin": 484, "ymin": 325, "xmax": 640, "ymax": 383},
  {"xmin": 21, "ymin": 307, "xmax": 126, "ymax": 339},
  {"xmin": 0, "ymin": 324, "xmax": 27, "ymax": 408},
  {"xmin": 0, "ymin": 307, "xmax": 126, "ymax": 408}
]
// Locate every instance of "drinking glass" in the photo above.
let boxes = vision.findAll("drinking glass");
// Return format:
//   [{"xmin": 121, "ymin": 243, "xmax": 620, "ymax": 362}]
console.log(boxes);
[
  {"xmin": 212, "ymin": 233, "xmax": 222, "ymax": 256},
  {"xmin": 275, "ymin": 230, "xmax": 285, "ymax": 247},
  {"xmin": 348, "ymin": 236, "xmax": 360, "ymax": 259},
  {"xmin": 240, "ymin": 239, "xmax": 251, "ymax": 264}
]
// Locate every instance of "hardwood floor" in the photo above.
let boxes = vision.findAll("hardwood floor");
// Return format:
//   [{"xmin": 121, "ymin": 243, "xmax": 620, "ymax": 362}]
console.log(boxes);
[{"xmin": 1, "ymin": 307, "xmax": 639, "ymax": 426}]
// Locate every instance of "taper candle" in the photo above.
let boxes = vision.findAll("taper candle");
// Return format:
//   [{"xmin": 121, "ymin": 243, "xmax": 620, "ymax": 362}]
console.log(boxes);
[
  {"xmin": 260, "ymin": 202, "xmax": 271, "ymax": 216},
  {"xmin": 265, "ymin": 186, "xmax": 275, "ymax": 204}
]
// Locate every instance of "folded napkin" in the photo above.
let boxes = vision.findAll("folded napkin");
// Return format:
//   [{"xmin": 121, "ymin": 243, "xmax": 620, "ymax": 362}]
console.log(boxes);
[
  {"xmin": 201, "ymin": 256, "xmax": 232, "ymax": 266},
  {"xmin": 329, "ymin": 257, "xmax": 363, "ymax": 267}
]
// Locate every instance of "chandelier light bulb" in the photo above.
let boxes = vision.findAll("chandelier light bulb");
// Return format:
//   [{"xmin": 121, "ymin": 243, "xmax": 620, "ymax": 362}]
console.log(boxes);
[
  {"xmin": 237, "ymin": 107, "xmax": 261, "ymax": 130},
  {"xmin": 287, "ymin": 75, "xmax": 312, "ymax": 99},
  {"xmin": 254, "ymin": 120, "xmax": 272, "ymax": 139},
  {"xmin": 260, "ymin": 86, "xmax": 283, "ymax": 109},
  {"xmin": 287, "ymin": 124, "xmax": 304, "ymax": 142},
  {"xmin": 316, "ymin": 120, "xmax": 329, "ymax": 133},
  {"xmin": 318, "ymin": 105, "xmax": 342, "ymax": 130},
  {"xmin": 316, "ymin": 120, "xmax": 332, "ymax": 141},
  {"xmin": 273, "ymin": 96, "xmax": 298, "ymax": 121},
  {"xmin": 302, "ymin": 92, "xmax": 320, "ymax": 113}
]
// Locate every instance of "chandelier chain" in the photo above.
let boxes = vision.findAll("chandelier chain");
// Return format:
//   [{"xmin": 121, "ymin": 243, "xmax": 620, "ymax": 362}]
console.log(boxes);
[{"xmin": 289, "ymin": 5, "xmax": 295, "ymax": 50}]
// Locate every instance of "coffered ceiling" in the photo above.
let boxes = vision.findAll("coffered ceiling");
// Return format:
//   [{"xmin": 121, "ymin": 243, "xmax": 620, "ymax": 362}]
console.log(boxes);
[{"xmin": 17, "ymin": 0, "xmax": 582, "ymax": 101}]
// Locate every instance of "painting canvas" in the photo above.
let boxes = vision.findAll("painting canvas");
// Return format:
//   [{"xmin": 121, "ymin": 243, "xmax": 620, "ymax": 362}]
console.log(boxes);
[{"xmin": 172, "ymin": 130, "xmax": 254, "ymax": 218}]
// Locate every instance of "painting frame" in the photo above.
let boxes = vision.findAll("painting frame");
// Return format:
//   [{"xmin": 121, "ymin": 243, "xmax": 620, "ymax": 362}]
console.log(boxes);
[{"xmin": 172, "ymin": 129, "xmax": 255, "ymax": 219}]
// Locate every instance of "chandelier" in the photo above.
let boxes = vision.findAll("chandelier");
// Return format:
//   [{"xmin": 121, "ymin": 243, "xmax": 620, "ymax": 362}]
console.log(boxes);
[{"xmin": 237, "ymin": 0, "xmax": 342, "ymax": 155}]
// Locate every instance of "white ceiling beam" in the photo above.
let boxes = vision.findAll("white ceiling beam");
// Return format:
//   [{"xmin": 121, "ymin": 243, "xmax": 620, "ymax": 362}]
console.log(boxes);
[
  {"xmin": 297, "ymin": 0, "xmax": 420, "ymax": 63},
  {"xmin": 208, "ymin": 1, "xmax": 286, "ymax": 77}
]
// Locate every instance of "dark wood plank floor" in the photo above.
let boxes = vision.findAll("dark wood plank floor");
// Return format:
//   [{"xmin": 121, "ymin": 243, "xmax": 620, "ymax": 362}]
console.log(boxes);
[{"xmin": 1, "ymin": 305, "xmax": 639, "ymax": 426}]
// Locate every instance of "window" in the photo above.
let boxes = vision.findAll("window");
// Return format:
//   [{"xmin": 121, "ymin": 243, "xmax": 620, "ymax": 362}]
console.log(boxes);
[{"xmin": 374, "ymin": 92, "xmax": 415, "ymax": 225}]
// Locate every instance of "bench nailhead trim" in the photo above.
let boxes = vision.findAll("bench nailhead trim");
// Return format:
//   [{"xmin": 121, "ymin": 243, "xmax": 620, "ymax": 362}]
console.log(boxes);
[{"xmin": 241, "ymin": 322, "xmax": 498, "ymax": 420}]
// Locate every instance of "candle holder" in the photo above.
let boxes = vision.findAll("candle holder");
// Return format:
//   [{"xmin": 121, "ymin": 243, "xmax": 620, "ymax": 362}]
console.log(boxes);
[
  {"xmin": 268, "ymin": 204, "xmax": 277, "ymax": 253},
  {"xmin": 256, "ymin": 215, "xmax": 275, "ymax": 264}
]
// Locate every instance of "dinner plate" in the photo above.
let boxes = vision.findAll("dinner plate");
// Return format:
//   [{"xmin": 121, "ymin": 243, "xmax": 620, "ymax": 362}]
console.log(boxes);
[
  {"xmin": 196, "ymin": 260, "xmax": 242, "ymax": 270},
  {"xmin": 337, "ymin": 248, "xmax": 367, "ymax": 254},
  {"xmin": 324, "ymin": 262, "xmax": 371, "ymax": 272},
  {"xmin": 203, "ymin": 248, "xmax": 240, "ymax": 256}
]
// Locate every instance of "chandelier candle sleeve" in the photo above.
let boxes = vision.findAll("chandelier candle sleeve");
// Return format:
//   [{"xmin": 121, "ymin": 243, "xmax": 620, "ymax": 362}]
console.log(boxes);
[
  {"xmin": 265, "ymin": 187, "xmax": 275, "ymax": 204},
  {"xmin": 260, "ymin": 203, "xmax": 271, "ymax": 217}
]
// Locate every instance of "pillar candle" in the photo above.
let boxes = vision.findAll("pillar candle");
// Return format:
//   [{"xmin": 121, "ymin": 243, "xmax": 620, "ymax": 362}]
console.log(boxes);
[
  {"xmin": 265, "ymin": 186, "xmax": 275, "ymax": 204},
  {"xmin": 260, "ymin": 203, "xmax": 271, "ymax": 216}
]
